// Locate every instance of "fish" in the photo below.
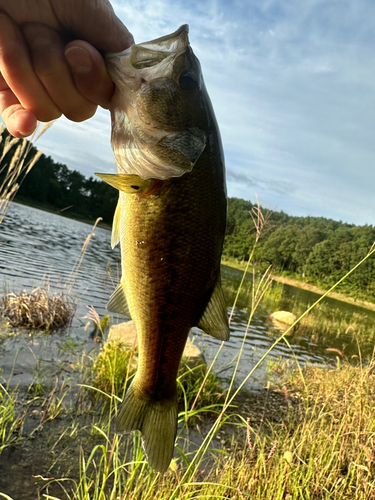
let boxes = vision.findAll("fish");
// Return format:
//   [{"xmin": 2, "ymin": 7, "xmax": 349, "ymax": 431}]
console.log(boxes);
[{"xmin": 96, "ymin": 25, "xmax": 229, "ymax": 473}]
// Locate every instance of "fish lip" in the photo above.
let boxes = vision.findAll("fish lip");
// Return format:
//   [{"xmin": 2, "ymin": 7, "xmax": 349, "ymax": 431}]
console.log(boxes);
[
  {"xmin": 137, "ymin": 24, "xmax": 189, "ymax": 47},
  {"xmin": 105, "ymin": 25, "xmax": 189, "ymax": 61}
]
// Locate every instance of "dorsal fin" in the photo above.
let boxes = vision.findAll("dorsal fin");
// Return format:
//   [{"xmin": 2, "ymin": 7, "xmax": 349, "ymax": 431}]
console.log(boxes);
[{"xmin": 195, "ymin": 272, "xmax": 230, "ymax": 341}]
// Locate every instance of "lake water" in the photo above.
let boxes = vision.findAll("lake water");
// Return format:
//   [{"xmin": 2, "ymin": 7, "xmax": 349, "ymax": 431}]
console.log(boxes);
[{"xmin": 0, "ymin": 202, "xmax": 374, "ymax": 392}]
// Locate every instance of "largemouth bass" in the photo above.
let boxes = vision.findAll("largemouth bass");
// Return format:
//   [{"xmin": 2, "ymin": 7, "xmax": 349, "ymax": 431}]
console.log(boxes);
[{"xmin": 96, "ymin": 25, "xmax": 229, "ymax": 473}]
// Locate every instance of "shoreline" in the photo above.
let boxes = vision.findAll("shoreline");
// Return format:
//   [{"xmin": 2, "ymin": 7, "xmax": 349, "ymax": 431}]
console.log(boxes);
[
  {"xmin": 7, "ymin": 201, "xmax": 375, "ymax": 313},
  {"xmin": 11, "ymin": 199, "xmax": 112, "ymax": 231},
  {"xmin": 221, "ymin": 258, "xmax": 375, "ymax": 313}
]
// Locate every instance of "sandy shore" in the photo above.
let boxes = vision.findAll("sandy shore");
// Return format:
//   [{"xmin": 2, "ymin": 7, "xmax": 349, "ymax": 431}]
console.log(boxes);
[{"xmin": 221, "ymin": 259, "xmax": 375, "ymax": 312}]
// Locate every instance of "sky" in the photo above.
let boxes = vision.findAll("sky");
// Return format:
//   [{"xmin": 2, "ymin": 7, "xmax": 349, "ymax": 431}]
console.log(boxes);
[{"xmin": 10, "ymin": 0, "xmax": 375, "ymax": 225}]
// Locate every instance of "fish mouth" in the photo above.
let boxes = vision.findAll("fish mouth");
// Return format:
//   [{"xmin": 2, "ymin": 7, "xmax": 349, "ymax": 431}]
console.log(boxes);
[
  {"xmin": 105, "ymin": 25, "xmax": 207, "ymax": 181},
  {"xmin": 106, "ymin": 25, "xmax": 190, "ymax": 67}
]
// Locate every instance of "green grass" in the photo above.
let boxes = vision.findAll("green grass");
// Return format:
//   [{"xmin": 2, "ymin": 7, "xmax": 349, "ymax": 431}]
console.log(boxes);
[
  {"xmin": 2, "ymin": 201, "xmax": 375, "ymax": 499},
  {"xmin": 0, "ymin": 381, "xmax": 20, "ymax": 453},
  {"xmin": 88, "ymin": 339, "xmax": 226, "ymax": 420},
  {"xmin": 33, "ymin": 360, "xmax": 375, "ymax": 500}
]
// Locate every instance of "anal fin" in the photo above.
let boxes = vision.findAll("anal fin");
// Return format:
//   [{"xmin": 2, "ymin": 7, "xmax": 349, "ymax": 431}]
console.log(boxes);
[
  {"xmin": 107, "ymin": 282, "xmax": 131, "ymax": 318},
  {"xmin": 196, "ymin": 272, "xmax": 230, "ymax": 341}
]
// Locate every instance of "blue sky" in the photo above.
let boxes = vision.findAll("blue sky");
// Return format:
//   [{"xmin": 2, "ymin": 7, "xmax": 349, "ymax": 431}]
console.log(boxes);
[{"xmin": 19, "ymin": 0, "xmax": 375, "ymax": 225}]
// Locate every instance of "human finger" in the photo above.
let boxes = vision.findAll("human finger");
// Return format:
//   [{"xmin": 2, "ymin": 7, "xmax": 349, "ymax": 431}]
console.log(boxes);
[
  {"xmin": 51, "ymin": 0, "xmax": 134, "ymax": 51},
  {"xmin": 0, "ymin": 11, "xmax": 62, "ymax": 124},
  {"xmin": 0, "ymin": 0, "xmax": 134, "ymax": 52},
  {"xmin": 22, "ymin": 22, "xmax": 98, "ymax": 122},
  {"xmin": 0, "ymin": 73, "xmax": 37, "ymax": 138},
  {"xmin": 65, "ymin": 40, "xmax": 115, "ymax": 110}
]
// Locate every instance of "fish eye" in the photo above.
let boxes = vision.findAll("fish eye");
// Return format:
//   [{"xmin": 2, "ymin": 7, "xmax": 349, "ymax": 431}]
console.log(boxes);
[{"xmin": 179, "ymin": 72, "xmax": 200, "ymax": 91}]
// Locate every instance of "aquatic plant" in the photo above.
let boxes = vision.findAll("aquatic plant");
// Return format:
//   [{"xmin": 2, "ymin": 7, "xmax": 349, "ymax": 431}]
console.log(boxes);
[
  {"xmin": 264, "ymin": 283, "xmax": 375, "ymax": 358},
  {"xmin": 261, "ymin": 280, "xmax": 285, "ymax": 307},
  {"xmin": 0, "ymin": 287, "xmax": 75, "ymax": 331},
  {"xmin": 0, "ymin": 217, "xmax": 106, "ymax": 335}
]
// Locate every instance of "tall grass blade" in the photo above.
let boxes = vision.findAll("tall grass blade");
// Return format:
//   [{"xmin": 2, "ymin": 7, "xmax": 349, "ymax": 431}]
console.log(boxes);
[{"xmin": 0, "ymin": 123, "xmax": 52, "ymax": 222}]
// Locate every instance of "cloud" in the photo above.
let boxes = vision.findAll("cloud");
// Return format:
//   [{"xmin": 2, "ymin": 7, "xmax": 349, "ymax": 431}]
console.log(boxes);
[
  {"xmin": 4, "ymin": 0, "xmax": 374, "ymax": 227},
  {"xmin": 226, "ymin": 163, "xmax": 296, "ymax": 194}
]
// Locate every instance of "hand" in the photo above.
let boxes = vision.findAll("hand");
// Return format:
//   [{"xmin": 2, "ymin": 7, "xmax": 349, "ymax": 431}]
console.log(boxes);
[{"xmin": 0, "ymin": 0, "xmax": 134, "ymax": 138}]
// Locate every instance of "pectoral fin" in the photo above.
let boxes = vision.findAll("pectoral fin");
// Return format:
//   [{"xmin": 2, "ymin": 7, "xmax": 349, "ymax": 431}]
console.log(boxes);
[
  {"xmin": 107, "ymin": 282, "xmax": 131, "ymax": 318},
  {"xmin": 111, "ymin": 196, "xmax": 121, "ymax": 248},
  {"xmin": 196, "ymin": 273, "xmax": 230, "ymax": 341},
  {"xmin": 95, "ymin": 173, "xmax": 158, "ymax": 194}
]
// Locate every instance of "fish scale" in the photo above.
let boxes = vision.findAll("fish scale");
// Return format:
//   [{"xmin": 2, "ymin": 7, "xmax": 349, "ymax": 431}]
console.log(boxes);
[{"xmin": 97, "ymin": 25, "xmax": 229, "ymax": 473}]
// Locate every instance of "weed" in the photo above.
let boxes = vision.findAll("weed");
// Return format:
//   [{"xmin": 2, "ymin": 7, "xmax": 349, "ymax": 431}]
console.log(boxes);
[
  {"xmin": 0, "ymin": 123, "xmax": 53, "ymax": 223},
  {"xmin": 0, "ymin": 287, "xmax": 75, "ymax": 331},
  {"xmin": 0, "ymin": 382, "xmax": 23, "ymax": 453},
  {"xmin": 2, "ymin": 198, "xmax": 375, "ymax": 500}
]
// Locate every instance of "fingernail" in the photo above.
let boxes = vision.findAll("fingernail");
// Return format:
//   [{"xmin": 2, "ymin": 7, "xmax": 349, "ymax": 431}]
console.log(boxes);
[
  {"xmin": 19, "ymin": 129, "xmax": 35, "ymax": 138},
  {"xmin": 13, "ymin": 110, "xmax": 37, "ymax": 138},
  {"xmin": 65, "ymin": 46, "xmax": 93, "ymax": 75}
]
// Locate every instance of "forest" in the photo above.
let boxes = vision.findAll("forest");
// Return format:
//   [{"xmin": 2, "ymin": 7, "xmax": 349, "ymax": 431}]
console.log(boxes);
[
  {"xmin": 1, "ymin": 128, "xmax": 374, "ymax": 300},
  {"xmin": 224, "ymin": 197, "xmax": 375, "ymax": 299},
  {"xmin": 0, "ymin": 128, "xmax": 117, "ymax": 225}
]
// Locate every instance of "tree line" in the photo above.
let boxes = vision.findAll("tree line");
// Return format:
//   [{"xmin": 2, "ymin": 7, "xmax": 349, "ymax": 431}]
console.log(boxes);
[
  {"xmin": 224, "ymin": 198, "xmax": 375, "ymax": 299},
  {"xmin": 1, "ymin": 128, "xmax": 374, "ymax": 300},
  {"xmin": 0, "ymin": 127, "xmax": 117, "ymax": 225}
]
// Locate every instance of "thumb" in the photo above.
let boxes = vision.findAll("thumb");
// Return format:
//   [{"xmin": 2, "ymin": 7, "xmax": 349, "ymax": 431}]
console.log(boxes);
[{"xmin": 65, "ymin": 40, "xmax": 115, "ymax": 109}]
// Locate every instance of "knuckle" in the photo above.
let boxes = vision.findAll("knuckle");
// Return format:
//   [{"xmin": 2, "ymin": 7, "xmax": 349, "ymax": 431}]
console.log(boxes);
[
  {"xmin": 31, "ymin": 106, "xmax": 62, "ymax": 122},
  {"xmin": 64, "ymin": 103, "xmax": 97, "ymax": 122}
]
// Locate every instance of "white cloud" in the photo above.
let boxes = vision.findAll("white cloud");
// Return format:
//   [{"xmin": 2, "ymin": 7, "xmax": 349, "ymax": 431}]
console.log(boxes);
[{"xmin": 5, "ymin": 0, "xmax": 375, "ymax": 226}]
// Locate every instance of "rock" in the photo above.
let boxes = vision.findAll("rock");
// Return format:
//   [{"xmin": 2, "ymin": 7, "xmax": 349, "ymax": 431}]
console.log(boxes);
[
  {"xmin": 108, "ymin": 320, "xmax": 205, "ymax": 367},
  {"xmin": 109, "ymin": 320, "xmax": 137, "ymax": 345},
  {"xmin": 268, "ymin": 311, "xmax": 297, "ymax": 333}
]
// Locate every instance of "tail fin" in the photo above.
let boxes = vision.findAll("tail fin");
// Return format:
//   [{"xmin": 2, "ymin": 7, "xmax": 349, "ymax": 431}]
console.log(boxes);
[{"xmin": 116, "ymin": 381, "xmax": 178, "ymax": 473}]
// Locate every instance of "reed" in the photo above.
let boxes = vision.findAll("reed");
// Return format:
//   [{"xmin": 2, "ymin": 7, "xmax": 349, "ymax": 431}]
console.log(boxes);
[
  {"xmin": 0, "ymin": 123, "xmax": 53, "ymax": 223},
  {"xmin": 0, "ymin": 286, "xmax": 75, "ymax": 331},
  {"xmin": 65, "ymin": 217, "xmax": 103, "ymax": 295}
]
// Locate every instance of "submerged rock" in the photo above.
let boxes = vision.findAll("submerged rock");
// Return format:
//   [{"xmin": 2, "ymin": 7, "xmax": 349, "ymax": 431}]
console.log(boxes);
[{"xmin": 268, "ymin": 311, "xmax": 297, "ymax": 333}]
